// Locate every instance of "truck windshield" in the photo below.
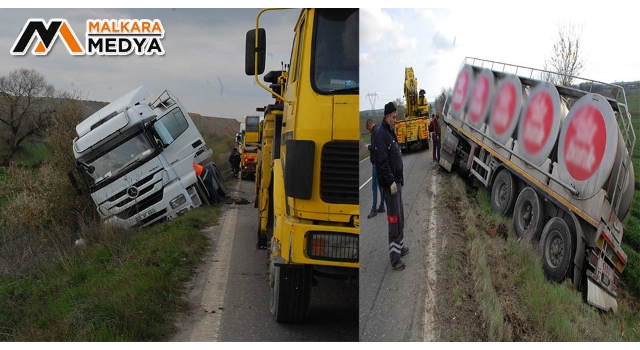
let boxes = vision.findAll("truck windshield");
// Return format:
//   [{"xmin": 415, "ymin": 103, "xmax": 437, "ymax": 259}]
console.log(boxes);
[
  {"xmin": 87, "ymin": 133, "xmax": 155, "ymax": 185},
  {"xmin": 312, "ymin": 8, "xmax": 359, "ymax": 94}
]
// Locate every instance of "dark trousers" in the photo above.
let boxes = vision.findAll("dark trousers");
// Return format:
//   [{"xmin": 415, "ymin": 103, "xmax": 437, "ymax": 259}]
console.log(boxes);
[
  {"xmin": 432, "ymin": 135, "xmax": 440, "ymax": 161},
  {"xmin": 371, "ymin": 165, "xmax": 384, "ymax": 210},
  {"xmin": 383, "ymin": 184, "xmax": 404, "ymax": 266}
]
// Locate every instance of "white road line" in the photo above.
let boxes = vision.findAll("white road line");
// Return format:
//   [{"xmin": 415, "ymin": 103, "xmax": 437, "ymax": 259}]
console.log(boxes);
[
  {"xmin": 359, "ymin": 177, "xmax": 372, "ymax": 191},
  {"xmin": 423, "ymin": 165, "xmax": 440, "ymax": 341},
  {"xmin": 188, "ymin": 180, "xmax": 240, "ymax": 342}
]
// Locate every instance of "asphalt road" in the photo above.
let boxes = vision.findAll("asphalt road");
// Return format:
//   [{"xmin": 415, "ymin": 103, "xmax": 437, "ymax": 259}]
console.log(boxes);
[
  {"xmin": 170, "ymin": 176, "xmax": 359, "ymax": 342},
  {"xmin": 359, "ymin": 147, "xmax": 441, "ymax": 341}
]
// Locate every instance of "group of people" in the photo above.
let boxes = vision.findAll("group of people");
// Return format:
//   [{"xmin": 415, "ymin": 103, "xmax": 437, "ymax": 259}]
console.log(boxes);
[{"xmin": 365, "ymin": 102, "xmax": 443, "ymax": 271}]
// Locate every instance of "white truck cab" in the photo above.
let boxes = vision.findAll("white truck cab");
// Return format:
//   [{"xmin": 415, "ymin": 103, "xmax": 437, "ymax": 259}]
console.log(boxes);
[{"xmin": 69, "ymin": 86, "xmax": 216, "ymax": 229}]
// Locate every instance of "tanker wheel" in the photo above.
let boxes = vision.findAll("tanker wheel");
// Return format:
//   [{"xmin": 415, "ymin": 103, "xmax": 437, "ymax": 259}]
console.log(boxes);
[
  {"xmin": 269, "ymin": 259, "xmax": 312, "ymax": 323},
  {"xmin": 539, "ymin": 217, "xmax": 573, "ymax": 282},
  {"xmin": 491, "ymin": 169, "xmax": 516, "ymax": 217},
  {"xmin": 513, "ymin": 187, "xmax": 545, "ymax": 242}
]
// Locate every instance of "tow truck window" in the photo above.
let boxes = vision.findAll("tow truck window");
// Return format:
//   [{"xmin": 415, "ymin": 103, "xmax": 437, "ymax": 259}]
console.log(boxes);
[
  {"xmin": 312, "ymin": 8, "xmax": 359, "ymax": 94},
  {"xmin": 246, "ymin": 117, "xmax": 259, "ymax": 133}
]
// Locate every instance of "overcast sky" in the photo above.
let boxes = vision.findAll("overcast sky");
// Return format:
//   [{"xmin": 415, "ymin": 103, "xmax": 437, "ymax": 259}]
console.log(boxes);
[
  {"xmin": 4, "ymin": 6, "xmax": 639, "ymax": 120},
  {"xmin": 360, "ymin": 7, "xmax": 640, "ymax": 112},
  {"xmin": 0, "ymin": 8, "xmax": 299, "ymax": 121}
]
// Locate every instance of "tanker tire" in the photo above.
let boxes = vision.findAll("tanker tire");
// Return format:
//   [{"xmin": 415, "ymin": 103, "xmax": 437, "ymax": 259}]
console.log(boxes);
[
  {"xmin": 513, "ymin": 187, "xmax": 545, "ymax": 242},
  {"xmin": 540, "ymin": 217, "xmax": 573, "ymax": 282},
  {"xmin": 491, "ymin": 169, "xmax": 516, "ymax": 217},
  {"xmin": 269, "ymin": 260, "xmax": 312, "ymax": 323},
  {"xmin": 195, "ymin": 180, "xmax": 211, "ymax": 207}
]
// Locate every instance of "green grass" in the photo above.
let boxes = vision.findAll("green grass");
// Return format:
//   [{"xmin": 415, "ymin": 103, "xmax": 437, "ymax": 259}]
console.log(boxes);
[
  {"xmin": 11, "ymin": 141, "xmax": 51, "ymax": 167},
  {"xmin": 0, "ymin": 205, "xmax": 218, "ymax": 341},
  {"xmin": 447, "ymin": 174, "xmax": 640, "ymax": 341}
]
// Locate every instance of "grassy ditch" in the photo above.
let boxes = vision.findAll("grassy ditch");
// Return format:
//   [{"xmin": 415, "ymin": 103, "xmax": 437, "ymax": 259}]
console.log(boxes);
[
  {"xmin": 0, "ymin": 206, "xmax": 219, "ymax": 341},
  {"xmin": 445, "ymin": 174, "xmax": 640, "ymax": 341}
]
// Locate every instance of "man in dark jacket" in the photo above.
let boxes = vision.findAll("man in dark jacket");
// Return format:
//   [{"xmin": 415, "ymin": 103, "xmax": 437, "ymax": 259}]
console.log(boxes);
[
  {"xmin": 375, "ymin": 102, "xmax": 408, "ymax": 271},
  {"xmin": 229, "ymin": 148, "xmax": 241, "ymax": 179},
  {"xmin": 366, "ymin": 119, "xmax": 385, "ymax": 219}
]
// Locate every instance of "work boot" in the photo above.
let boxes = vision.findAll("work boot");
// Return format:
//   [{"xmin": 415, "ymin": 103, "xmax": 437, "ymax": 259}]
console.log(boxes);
[
  {"xmin": 392, "ymin": 260, "xmax": 405, "ymax": 271},
  {"xmin": 367, "ymin": 208, "xmax": 377, "ymax": 219},
  {"xmin": 377, "ymin": 204, "xmax": 385, "ymax": 213},
  {"xmin": 401, "ymin": 247, "xmax": 409, "ymax": 256}
]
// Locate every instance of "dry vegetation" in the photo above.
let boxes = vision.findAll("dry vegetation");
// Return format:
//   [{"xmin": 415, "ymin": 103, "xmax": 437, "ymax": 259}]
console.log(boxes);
[{"xmin": 442, "ymin": 173, "xmax": 640, "ymax": 341}]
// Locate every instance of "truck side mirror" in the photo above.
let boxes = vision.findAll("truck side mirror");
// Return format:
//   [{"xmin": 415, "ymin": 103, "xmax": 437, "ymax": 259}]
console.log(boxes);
[
  {"xmin": 245, "ymin": 28, "xmax": 266, "ymax": 76},
  {"xmin": 67, "ymin": 168, "xmax": 84, "ymax": 196}
]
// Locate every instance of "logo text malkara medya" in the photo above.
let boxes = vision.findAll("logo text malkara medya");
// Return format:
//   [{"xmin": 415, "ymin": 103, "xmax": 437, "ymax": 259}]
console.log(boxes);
[
  {"xmin": 86, "ymin": 19, "xmax": 165, "ymax": 56},
  {"xmin": 10, "ymin": 18, "xmax": 165, "ymax": 56}
]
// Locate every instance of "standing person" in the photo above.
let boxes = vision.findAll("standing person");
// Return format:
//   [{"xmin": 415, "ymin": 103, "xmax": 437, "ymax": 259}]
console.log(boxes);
[
  {"xmin": 429, "ymin": 113, "xmax": 440, "ymax": 162},
  {"xmin": 375, "ymin": 102, "xmax": 408, "ymax": 271},
  {"xmin": 228, "ymin": 148, "xmax": 241, "ymax": 179},
  {"xmin": 436, "ymin": 109, "xmax": 445, "ymax": 141},
  {"xmin": 366, "ymin": 119, "xmax": 385, "ymax": 219}
]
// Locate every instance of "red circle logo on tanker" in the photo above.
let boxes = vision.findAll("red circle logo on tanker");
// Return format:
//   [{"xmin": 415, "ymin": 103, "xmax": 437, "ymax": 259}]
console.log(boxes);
[
  {"xmin": 522, "ymin": 91, "xmax": 553, "ymax": 155},
  {"xmin": 563, "ymin": 105, "xmax": 606, "ymax": 181},
  {"xmin": 491, "ymin": 81, "xmax": 516, "ymax": 135},
  {"xmin": 469, "ymin": 74, "xmax": 489, "ymax": 123},
  {"xmin": 452, "ymin": 69, "xmax": 469, "ymax": 112}
]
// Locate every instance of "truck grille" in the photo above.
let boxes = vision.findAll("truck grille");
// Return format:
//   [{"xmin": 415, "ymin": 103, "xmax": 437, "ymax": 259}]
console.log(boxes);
[
  {"xmin": 306, "ymin": 232, "xmax": 358, "ymax": 263},
  {"xmin": 320, "ymin": 141, "xmax": 358, "ymax": 204},
  {"xmin": 115, "ymin": 191, "xmax": 164, "ymax": 220}
]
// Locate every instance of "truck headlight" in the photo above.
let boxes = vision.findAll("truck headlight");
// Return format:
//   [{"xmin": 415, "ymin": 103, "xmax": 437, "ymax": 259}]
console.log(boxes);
[{"xmin": 170, "ymin": 194, "xmax": 187, "ymax": 209}]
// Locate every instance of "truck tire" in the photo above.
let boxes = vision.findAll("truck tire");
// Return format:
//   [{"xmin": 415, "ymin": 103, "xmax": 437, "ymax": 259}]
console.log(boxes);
[
  {"xmin": 195, "ymin": 180, "xmax": 211, "ymax": 207},
  {"xmin": 210, "ymin": 163, "xmax": 228, "ymax": 197},
  {"xmin": 513, "ymin": 187, "xmax": 545, "ymax": 242},
  {"xmin": 491, "ymin": 169, "xmax": 516, "ymax": 217},
  {"xmin": 540, "ymin": 217, "xmax": 573, "ymax": 282},
  {"xmin": 269, "ymin": 260, "xmax": 312, "ymax": 323},
  {"xmin": 203, "ymin": 162, "xmax": 227, "ymax": 197}
]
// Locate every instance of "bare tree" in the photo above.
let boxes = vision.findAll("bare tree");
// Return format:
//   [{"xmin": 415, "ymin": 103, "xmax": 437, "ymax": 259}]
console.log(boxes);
[
  {"xmin": 0, "ymin": 68, "xmax": 55, "ymax": 164},
  {"xmin": 542, "ymin": 22, "xmax": 585, "ymax": 87},
  {"xmin": 392, "ymin": 97, "xmax": 406, "ymax": 120},
  {"xmin": 434, "ymin": 87, "xmax": 448, "ymax": 114}
]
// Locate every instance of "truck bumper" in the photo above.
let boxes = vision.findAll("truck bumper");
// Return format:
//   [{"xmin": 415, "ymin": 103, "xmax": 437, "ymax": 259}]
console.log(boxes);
[
  {"xmin": 104, "ymin": 179, "xmax": 195, "ymax": 229},
  {"xmin": 273, "ymin": 216, "xmax": 359, "ymax": 270},
  {"xmin": 587, "ymin": 277, "xmax": 618, "ymax": 313}
]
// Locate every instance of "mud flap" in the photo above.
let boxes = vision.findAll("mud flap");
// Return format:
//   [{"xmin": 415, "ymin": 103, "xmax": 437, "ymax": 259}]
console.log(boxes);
[{"xmin": 587, "ymin": 278, "xmax": 618, "ymax": 313}]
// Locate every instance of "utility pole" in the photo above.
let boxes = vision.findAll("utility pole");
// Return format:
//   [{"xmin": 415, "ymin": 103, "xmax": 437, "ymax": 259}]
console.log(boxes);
[{"xmin": 366, "ymin": 92, "xmax": 378, "ymax": 114}]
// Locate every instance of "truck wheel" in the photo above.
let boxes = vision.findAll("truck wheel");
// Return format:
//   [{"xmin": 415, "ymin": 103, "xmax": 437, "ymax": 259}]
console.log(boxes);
[
  {"xmin": 209, "ymin": 163, "xmax": 228, "ymax": 197},
  {"xmin": 491, "ymin": 169, "xmax": 516, "ymax": 216},
  {"xmin": 513, "ymin": 187, "xmax": 545, "ymax": 242},
  {"xmin": 195, "ymin": 180, "xmax": 211, "ymax": 206},
  {"xmin": 269, "ymin": 260, "xmax": 312, "ymax": 323},
  {"xmin": 540, "ymin": 217, "xmax": 573, "ymax": 282}
]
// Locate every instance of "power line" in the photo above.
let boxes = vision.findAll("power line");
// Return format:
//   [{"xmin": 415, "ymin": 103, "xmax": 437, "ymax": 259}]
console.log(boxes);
[{"xmin": 366, "ymin": 92, "xmax": 378, "ymax": 112}]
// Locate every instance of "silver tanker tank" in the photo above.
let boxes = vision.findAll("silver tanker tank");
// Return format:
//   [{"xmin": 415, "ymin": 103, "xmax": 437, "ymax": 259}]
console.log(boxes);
[
  {"xmin": 488, "ymin": 73, "xmax": 527, "ymax": 145},
  {"xmin": 450, "ymin": 64, "xmax": 474, "ymax": 120},
  {"xmin": 557, "ymin": 93, "xmax": 634, "ymax": 221},
  {"xmin": 515, "ymin": 81, "xmax": 568, "ymax": 167},
  {"xmin": 467, "ymin": 68, "xmax": 496, "ymax": 130}
]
